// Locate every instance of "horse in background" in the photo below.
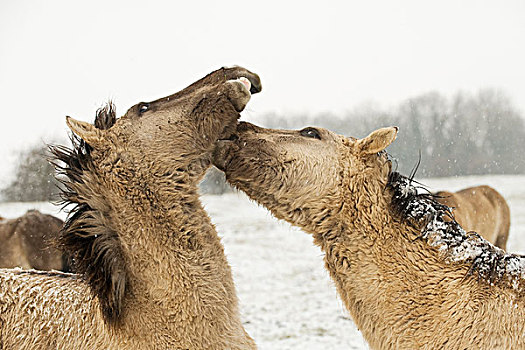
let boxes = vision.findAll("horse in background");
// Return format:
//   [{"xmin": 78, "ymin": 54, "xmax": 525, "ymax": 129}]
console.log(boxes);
[
  {"xmin": 0, "ymin": 209, "xmax": 69, "ymax": 271},
  {"xmin": 435, "ymin": 185, "xmax": 510, "ymax": 249}
]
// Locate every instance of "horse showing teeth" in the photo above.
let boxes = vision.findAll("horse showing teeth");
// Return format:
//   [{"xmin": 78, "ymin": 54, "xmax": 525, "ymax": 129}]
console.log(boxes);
[{"xmin": 0, "ymin": 66, "xmax": 261, "ymax": 350}]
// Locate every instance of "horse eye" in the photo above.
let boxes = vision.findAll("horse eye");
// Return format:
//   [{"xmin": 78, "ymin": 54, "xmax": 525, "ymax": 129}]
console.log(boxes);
[
  {"xmin": 139, "ymin": 103, "xmax": 150, "ymax": 114},
  {"xmin": 300, "ymin": 127, "xmax": 321, "ymax": 140}
]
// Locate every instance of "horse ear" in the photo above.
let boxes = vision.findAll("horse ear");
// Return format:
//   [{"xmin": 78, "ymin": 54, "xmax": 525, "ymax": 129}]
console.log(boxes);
[
  {"xmin": 66, "ymin": 116, "xmax": 105, "ymax": 147},
  {"xmin": 357, "ymin": 127, "xmax": 398, "ymax": 154}
]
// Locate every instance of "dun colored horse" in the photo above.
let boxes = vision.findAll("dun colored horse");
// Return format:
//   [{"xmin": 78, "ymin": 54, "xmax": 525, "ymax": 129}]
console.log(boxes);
[
  {"xmin": 0, "ymin": 210, "xmax": 68, "ymax": 271},
  {"xmin": 0, "ymin": 66, "xmax": 261, "ymax": 349},
  {"xmin": 214, "ymin": 122, "xmax": 525, "ymax": 349},
  {"xmin": 435, "ymin": 185, "xmax": 510, "ymax": 249}
]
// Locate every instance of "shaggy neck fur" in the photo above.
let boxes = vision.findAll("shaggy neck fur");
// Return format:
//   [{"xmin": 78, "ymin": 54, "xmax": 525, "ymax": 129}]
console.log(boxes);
[
  {"xmin": 317, "ymin": 155, "xmax": 525, "ymax": 349},
  {"xmin": 388, "ymin": 171, "xmax": 525, "ymax": 291},
  {"xmin": 52, "ymin": 104, "xmax": 126, "ymax": 324}
]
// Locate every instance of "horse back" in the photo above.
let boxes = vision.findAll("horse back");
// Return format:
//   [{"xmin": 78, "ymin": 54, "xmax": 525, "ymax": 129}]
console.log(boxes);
[
  {"xmin": 0, "ymin": 211, "xmax": 65, "ymax": 271},
  {"xmin": 436, "ymin": 185, "xmax": 510, "ymax": 249},
  {"xmin": 0, "ymin": 268, "xmax": 111, "ymax": 349}
]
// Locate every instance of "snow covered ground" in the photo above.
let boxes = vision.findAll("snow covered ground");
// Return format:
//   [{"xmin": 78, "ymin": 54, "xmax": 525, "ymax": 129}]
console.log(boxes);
[{"xmin": 1, "ymin": 174, "xmax": 524, "ymax": 349}]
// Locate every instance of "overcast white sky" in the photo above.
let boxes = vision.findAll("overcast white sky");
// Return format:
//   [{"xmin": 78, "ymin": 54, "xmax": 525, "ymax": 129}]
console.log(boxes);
[{"xmin": 1, "ymin": 0, "xmax": 524, "ymax": 186}]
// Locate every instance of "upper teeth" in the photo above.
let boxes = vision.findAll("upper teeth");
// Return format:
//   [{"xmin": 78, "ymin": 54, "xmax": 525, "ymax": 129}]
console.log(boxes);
[{"xmin": 239, "ymin": 77, "xmax": 251, "ymax": 91}]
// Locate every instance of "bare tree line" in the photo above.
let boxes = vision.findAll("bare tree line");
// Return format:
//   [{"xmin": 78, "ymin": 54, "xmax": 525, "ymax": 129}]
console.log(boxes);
[
  {"xmin": 2, "ymin": 88, "xmax": 524, "ymax": 201},
  {"xmin": 1, "ymin": 146, "xmax": 58, "ymax": 202},
  {"xmin": 255, "ymin": 88, "xmax": 525, "ymax": 177}
]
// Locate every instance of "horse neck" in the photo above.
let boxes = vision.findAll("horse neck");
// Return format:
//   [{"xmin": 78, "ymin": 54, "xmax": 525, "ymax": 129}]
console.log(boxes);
[
  {"xmin": 316, "ymin": 179, "xmax": 459, "ymax": 348},
  {"xmin": 87, "ymin": 166, "xmax": 242, "ymax": 336},
  {"xmin": 315, "ymin": 171, "xmax": 525, "ymax": 348}
]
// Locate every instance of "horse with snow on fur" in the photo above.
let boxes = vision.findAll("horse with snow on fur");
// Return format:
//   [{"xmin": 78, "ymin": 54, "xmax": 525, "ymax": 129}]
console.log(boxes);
[{"xmin": 213, "ymin": 122, "xmax": 525, "ymax": 349}]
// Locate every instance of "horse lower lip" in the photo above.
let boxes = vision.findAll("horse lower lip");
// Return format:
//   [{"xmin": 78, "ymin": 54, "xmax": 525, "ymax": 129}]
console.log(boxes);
[{"xmin": 213, "ymin": 141, "xmax": 234, "ymax": 170}]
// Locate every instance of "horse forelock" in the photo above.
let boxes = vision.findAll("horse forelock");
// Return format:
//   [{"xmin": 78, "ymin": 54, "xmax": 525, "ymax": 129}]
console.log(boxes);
[
  {"xmin": 49, "ymin": 106, "xmax": 127, "ymax": 325},
  {"xmin": 94, "ymin": 101, "xmax": 117, "ymax": 130},
  {"xmin": 387, "ymin": 170, "xmax": 525, "ymax": 293}
]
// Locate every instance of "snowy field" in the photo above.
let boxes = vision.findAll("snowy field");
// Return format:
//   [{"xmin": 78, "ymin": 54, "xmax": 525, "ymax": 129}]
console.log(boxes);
[{"xmin": 1, "ymin": 174, "xmax": 525, "ymax": 349}]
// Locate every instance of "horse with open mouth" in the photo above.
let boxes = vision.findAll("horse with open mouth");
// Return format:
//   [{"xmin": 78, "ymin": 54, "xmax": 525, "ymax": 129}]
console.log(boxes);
[{"xmin": 0, "ymin": 66, "xmax": 261, "ymax": 350}]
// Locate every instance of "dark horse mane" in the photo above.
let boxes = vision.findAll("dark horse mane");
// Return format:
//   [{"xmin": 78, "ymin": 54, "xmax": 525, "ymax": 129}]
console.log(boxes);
[
  {"xmin": 387, "ymin": 170, "xmax": 525, "ymax": 292},
  {"xmin": 50, "ymin": 102, "xmax": 126, "ymax": 325}
]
